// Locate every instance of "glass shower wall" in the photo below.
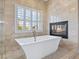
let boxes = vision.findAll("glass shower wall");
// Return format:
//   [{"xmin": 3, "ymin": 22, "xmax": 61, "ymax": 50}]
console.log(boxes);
[
  {"xmin": 0, "ymin": 0, "xmax": 5, "ymax": 59},
  {"xmin": 0, "ymin": 0, "xmax": 26, "ymax": 59},
  {"xmin": 0, "ymin": 0, "xmax": 4, "ymax": 40}
]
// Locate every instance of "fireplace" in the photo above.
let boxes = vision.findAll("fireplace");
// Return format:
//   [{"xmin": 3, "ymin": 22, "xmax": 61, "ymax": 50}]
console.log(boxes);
[{"xmin": 50, "ymin": 21, "xmax": 68, "ymax": 39}]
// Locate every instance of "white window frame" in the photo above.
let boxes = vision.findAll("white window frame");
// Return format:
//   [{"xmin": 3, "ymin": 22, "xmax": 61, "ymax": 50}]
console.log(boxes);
[{"xmin": 15, "ymin": 5, "xmax": 43, "ymax": 33}]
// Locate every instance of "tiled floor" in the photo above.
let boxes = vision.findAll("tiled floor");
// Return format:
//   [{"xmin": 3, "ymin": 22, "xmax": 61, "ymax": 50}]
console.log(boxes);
[
  {"xmin": 72, "ymin": 53, "xmax": 79, "ymax": 59},
  {"xmin": 75, "ymin": 55, "xmax": 79, "ymax": 59},
  {"xmin": 0, "ymin": 39, "xmax": 26, "ymax": 59},
  {"xmin": 43, "ymin": 40, "xmax": 77, "ymax": 59}
]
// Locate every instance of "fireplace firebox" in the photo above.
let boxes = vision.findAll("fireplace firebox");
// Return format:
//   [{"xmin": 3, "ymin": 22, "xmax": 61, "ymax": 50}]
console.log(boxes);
[{"xmin": 50, "ymin": 21, "xmax": 68, "ymax": 39}]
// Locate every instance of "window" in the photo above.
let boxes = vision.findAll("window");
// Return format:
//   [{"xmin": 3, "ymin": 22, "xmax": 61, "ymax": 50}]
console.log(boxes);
[
  {"xmin": 25, "ymin": 8, "xmax": 31, "ymax": 31},
  {"xmin": 15, "ymin": 6, "xmax": 43, "ymax": 32}
]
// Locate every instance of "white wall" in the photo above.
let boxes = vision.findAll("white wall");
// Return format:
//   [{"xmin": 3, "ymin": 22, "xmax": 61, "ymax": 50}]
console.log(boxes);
[{"xmin": 48, "ymin": 0, "xmax": 78, "ymax": 43}]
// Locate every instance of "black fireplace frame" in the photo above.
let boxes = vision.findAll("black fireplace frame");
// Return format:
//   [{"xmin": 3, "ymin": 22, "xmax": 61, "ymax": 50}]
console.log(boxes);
[{"xmin": 50, "ymin": 21, "xmax": 68, "ymax": 39}]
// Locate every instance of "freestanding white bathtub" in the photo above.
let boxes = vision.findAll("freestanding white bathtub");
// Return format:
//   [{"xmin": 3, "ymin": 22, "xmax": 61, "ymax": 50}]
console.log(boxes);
[{"xmin": 15, "ymin": 35, "xmax": 61, "ymax": 59}]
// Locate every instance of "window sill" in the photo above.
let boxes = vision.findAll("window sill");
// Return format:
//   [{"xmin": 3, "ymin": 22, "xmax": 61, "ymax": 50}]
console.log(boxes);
[{"xmin": 15, "ymin": 31, "xmax": 43, "ymax": 34}]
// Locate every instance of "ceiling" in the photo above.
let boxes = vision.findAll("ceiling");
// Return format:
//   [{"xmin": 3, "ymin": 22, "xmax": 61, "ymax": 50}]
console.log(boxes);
[{"xmin": 43, "ymin": 0, "xmax": 49, "ymax": 2}]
